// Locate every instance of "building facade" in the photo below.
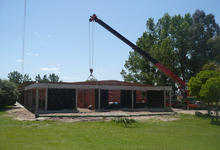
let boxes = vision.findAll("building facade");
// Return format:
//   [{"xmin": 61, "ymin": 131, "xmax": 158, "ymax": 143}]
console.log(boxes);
[{"xmin": 18, "ymin": 80, "xmax": 172, "ymax": 114}]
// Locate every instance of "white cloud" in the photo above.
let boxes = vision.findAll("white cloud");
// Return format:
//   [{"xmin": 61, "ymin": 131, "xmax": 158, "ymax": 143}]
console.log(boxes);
[
  {"xmin": 40, "ymin": 67, "xmax": 59, "ymax": 71},
  {"xmin": 56, "ymin": 64, "xmax": 61, "ymax": 67},
  {"xmin": 16, "ymin": 59, "xmax": 23, "ymax": 63},
  {"xmin": 26, "ymin": 52, "xmax": 39, "ymax": 57}
]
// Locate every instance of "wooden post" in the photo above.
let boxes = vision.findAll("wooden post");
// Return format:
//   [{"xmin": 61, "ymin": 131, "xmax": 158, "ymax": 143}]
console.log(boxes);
[
  {"xmin": 169, "ymin": 91, "xmax": 171, "ymax": 108},
  {"xmin": 75, "ymin": 89, "xmax": 78, "ymax": 111},
  {"xmin": 98, "ymin": 89, "xmax": 101, "ymax": 110},
  {"xmin": 35, "ymin": 88, "xmax": 39, "ymax": 117},
  {"xmin": 164, "ymin": 90, "xmax": 166, "ymax": 108},
  {"xmin": 45, "ymin": 88, "xmax": 48, "ymax": 111},
  {"xmin": 131, "ymin": 90, "xmax": 134, "ymax": 110}
]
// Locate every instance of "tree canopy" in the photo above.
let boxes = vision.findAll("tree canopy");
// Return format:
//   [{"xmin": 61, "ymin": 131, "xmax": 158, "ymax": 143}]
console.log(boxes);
[
  {"xmin": 35, "ymin": 73, "xmax": 60, "ymax": 83},
  {"xmin": 188, "ymin": 70, "xmax": 220, "ymax": 97},
  {"xmin": 199, "ymin": 76, "xmax": 220, "ymax": 104},
  {"xmin": 7, "ymin": 71, "xmax": 61, "ymax": 84},
  {"xmin": 121, "ymin": 10, "xmax": 219, "ymax": 92},
  {"xmin": 0, "ymin": 79, "xmax": 19, "ymax": 108},
  {"xmin": 202, "ymin": 62, "xmax": 220, "ymax": 71},
  {"xmin": 8, "ymin": 71, "xmax": 31, "ymax": 85}
]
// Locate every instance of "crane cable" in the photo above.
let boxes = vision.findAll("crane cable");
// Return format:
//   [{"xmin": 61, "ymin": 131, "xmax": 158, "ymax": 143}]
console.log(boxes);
[{"xmin": 88, "ymin": 21, "xmax": 94, "ymax": 78}]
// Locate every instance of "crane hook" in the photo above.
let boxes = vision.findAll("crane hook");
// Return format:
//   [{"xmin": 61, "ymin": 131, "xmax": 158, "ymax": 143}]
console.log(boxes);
[{"xmin": 89, "ymin": 68, "xmax": 93, "ymax": 77}]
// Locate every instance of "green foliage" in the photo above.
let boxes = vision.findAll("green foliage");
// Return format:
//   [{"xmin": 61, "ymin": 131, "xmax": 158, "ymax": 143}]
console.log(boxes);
[
  {"xmin": 35, "ymin": 74, "xmax": 41, "ymax": 82},
  {"xmin": 48, "ymin": 73, "xmax": 60, "ymax": 82},
  {"xmin": 121, "ymin": 10, "xmax": 219, "ymax": 92},
  {"xmin": 22, "ymin": 74, "xmax": 32, "ymax": 82},
  {"xmin": 86, "ymin": 77, "xmax": 98, "ymax": 82},
  {"xmin": 0, "ymin": 79, "xmax": 19, "ymax": 108},
  {"xmin": 111, "ymin": 117, "xmax": 137, "ymax": 128},
  {"xmin": 35, "ymin": 74, "xmax": 60, "ymax": 83},
  {"xmin": 190, "ymin": 10, "xmax": 220, "ymax": 75},
  {"xmin": 202, "ymin": 62, "xmax": 220, "ymax": 71},
  {"xmin": 188, "ymin": 70, "xmax": 220, "ymax": 97},
  {"xmin": 196, "ymin": 70, "xmax": 220, "ymax": 84},
  {"xmin": 188, "ymin": 77, "xmax": 202, "ymax": 96},
  {"xmin": 8, "ymin": 71, "xmax": 23, "ymax": 84},
  {"xmin": 8, "ymin": 71, "xmax": 32, "ymax": 85},
  {"xmin": 42, "ymin": 75, "xmax": 50, "ymax": 82},
  {"xmin": 207, "ymin": 35, "xmax": 220, "ymax": 63},
  {"xmin": 199, "ymin": 77, "xmax": 220, "ymax": 104}
]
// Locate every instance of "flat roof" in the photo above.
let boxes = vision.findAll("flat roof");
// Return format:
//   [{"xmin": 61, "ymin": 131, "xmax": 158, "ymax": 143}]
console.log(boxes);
[{"xmin": 23, "ymin": 80, "xmax": 172, "ymax": 91}]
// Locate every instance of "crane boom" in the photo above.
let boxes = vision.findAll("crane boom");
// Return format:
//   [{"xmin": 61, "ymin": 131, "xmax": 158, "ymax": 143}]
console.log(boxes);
[{"xmin": 89, "ymin": 14, "xmax": 186, "ymax": 93}]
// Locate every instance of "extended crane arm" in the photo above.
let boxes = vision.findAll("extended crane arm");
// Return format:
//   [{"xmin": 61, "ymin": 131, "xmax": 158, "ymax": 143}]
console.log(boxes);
[{"xmin": 89, "ymin": 14, "xmax": 186, "ymax": 90}]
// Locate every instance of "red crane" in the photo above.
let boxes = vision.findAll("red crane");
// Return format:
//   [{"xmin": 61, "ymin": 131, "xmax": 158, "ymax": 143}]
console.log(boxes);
[{"xmin": 89, "ymin": 14, "xmax": 187, "ymax": 98}]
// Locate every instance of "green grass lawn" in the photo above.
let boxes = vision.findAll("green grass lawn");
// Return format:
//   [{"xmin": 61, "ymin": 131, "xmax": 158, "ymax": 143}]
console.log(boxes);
[{"xmin": 0, "ymin": 111, "xmax": 220, "ymax": 150}]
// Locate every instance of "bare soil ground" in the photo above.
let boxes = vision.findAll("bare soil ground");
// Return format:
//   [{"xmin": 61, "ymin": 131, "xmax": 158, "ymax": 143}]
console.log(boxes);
[
  {"xmin": 172, "ymin": 108, "xmax": 207, "ymax": 115},
  {"xmin": 5, "ymin": 103, "xmax": 36, "ymax": 121},
  {"xmin": 5, "ymin": 103, "xmax": 208, "ymax": 122}
]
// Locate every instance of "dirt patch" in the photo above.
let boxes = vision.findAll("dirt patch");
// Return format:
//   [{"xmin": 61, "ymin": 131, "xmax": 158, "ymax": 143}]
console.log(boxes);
[
  {"xmin": 5, "ymin": 103, "xmax": 36, "ymax": 121},
  {"xmin": 6, "ymin": 103, "xmax": 205, "ymax": 122},
  {"xmin": 173, "ymin": 108, "xmax": 207, "ymax": 115}
]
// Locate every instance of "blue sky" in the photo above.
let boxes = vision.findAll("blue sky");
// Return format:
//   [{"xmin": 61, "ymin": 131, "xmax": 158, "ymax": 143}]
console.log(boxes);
[{"xmin": 0, "ymin": 0, "xmax": 220, "ymax": 82}]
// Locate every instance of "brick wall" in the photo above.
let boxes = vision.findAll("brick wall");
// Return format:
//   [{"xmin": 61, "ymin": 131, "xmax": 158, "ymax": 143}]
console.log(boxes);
[{"xmin": 78, "ymin": 89, "xmax": 95, "ymax": 108}]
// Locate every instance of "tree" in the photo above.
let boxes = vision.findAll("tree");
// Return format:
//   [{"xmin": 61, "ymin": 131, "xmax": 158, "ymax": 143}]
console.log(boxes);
[
  {"xmin": 188, "ymin": 70, "xmax": 220, "ymax": 115},
  {"xmin": 188, "ymin": 70, "xmax": 220, "ymax": 96},
  {"xmin": 189, "ymin": 10, "xmax": 220, "ymax": 76},
  {"xmin": 199, "ymin": 76, "xmax": 220, "ymax": 105},
  {"xmin": 8, "ymin": 71, "xmax": 32, "ymax": 85},
  {"xmin": 121, "ymin": 12, "xmax": 192, "ymax": 91},
  {"xmin": 48, "ymin": 73, "xmax": 60, "ymax": 82},
  {"xmin": 0, "ymin": 79, "xmax": 19, "ymax": 108},
  {"xmin": 35, "ymin": 74, "xmax": 42, "ymax": 82},
  {"xmin": 202, "ymin": 62, "xmax": 220, "ymax": 71},
  {"xmin": 23, "ymin": 74, "xmax": 32, "ymax": 82},
  {"xmin": 121, "ymin": 10, "xmax": 219, "ymax": 94},
  {"xmin": 169, "ymin": 13, "xmax": 192, "ymax": 80},
  {"xmin": 86, "ymin": 76, "xmax": 98, "ymax": 82},
  {"xmin": 42, "ymin": 75, "xmax": 49, "ymax": 82},
  {"xmin": 199, "ymin": 76, "xmax": 220, "ymax": 119},
  {"xmin": 207, "ymin": 35, "xmax": 220, "ymax": 63},
  {"xmin": 8, "ymin": 71, "xmax": 23, "ymax": 85},
  {"xmin": 35, "ymin": 74, "xmax": 60, "ymax": 82},
  {"xmin": 188, "ymin": 77, "xmax": 202, "ymax": 97}
]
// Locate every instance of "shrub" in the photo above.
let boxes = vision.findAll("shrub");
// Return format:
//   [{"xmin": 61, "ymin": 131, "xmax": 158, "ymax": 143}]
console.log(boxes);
[
  {"xmin": 112, "ymin": 117, "xmax": 137, "ymax": 128},
  {"xmin": 0, "ymin": 79, "xmax": 19, "ymax": 108}
]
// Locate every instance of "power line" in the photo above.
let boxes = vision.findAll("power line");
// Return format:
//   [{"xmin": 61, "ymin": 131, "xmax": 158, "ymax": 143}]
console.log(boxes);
[{"xmin": 22, "ymin": 0, "xmax": 27, "ymax": 75}]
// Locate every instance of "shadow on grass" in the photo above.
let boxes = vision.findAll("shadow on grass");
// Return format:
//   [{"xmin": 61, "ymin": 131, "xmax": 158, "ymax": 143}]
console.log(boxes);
[
  {"xmin": 195, "ymin": 112, "xmax": 210, "ymax": 118},
  {"xmin": 195, "ymin": 111, "xmax": 220, "ymax": 126},
  {"xmin": 211, "ymin": 120, "xmax": 220, "ymax": 126},
  {"xmin": 0, "ymin": 104, "xmax": 18, "ymax": 112}
]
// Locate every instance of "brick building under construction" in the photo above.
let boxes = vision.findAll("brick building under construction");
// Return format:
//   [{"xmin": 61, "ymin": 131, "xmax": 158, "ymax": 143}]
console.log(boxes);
[{"xmin": 18, "ymin": 80, "xmax": 172, "ymax": 114}]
